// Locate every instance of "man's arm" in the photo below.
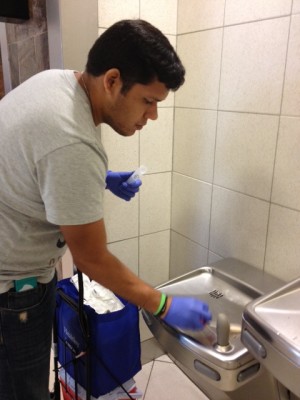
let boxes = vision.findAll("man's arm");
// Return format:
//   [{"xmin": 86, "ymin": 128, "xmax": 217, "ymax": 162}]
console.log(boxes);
[{"xmin": 60, "ymin": 218, "xmax": 162, "ymax": 313}]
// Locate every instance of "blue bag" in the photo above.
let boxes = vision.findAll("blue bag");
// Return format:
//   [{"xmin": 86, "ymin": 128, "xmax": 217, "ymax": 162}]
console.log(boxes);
[{"xmin": 55, "ymin": 277, "xmax": 141, "ymax": 397}]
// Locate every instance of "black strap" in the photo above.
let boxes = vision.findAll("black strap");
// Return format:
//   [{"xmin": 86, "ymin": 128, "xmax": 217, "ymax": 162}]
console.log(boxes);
[{"xmin": 77, "ymin": 270, "xmax": 91, "ymax": 400}]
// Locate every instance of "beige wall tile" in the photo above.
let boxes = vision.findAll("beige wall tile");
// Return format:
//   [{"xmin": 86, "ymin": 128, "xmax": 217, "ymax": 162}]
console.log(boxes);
[
  {"xmin": 140, "ymin": 0, "xmax": 177, "ymax": 35},
  {"xmin": 272, "ymin": 117, "xmax": 300, "ymax": 210},
  {"xmin": 139, "ymin": 313, "xmax": 153, "ymax": 341},
  {"xmin": 214, "ymin": 112, "xmax": 278, "ymax": 200},
  {"xmin": 58, "ymin": 0, "xmax": 98, "ymax": 71},
  {"xmin": 225, "ymin": 0, "xmax": 292, "ymax": 25},
  {"xmin": 173, "ymin": 109, "xmax": 217, "ymax": 183},
  {"xmin": 219, "ymin": 18, "xmax": 290, "ymax": 114},
  {"xmin": 210, "ymin": 187, "xmax": 269, "ymax": 269},
  {"xmin": 107, "ymin": 237, "xmax": 139, "ymax": 275},
  {"xmin": 177, "ymin": 0, "xmax": 225, "ymax": 33},
  {"xmin": 169, "ymin": 231, "xmax": 208, "ymax": 279},
  {"xmin": 140, "ymin": 108, "xmax": 174, "ymax": 173},
  {"xmin": 208, "ymin": 251, "xmax": 223, "ymax": 264},
  {"xmin": 139, "ymin": 231, "xmax": 170, "ymax": 286},
  {"xmin": 98, "ymin": 0, "xmax": 139, "ymax": 27},
  {"xmin": 104, "ymin": 190, "xmax": 138, "ymax": 242},
  {"xmin": 101, "ymin": 124, "xmax": 139, "ymax": 171},
  {"xmin": 282, "ymin": 15, "xmax": 300, "ymax": 116},
  {"xmin": 265, "ymin": 205, "xmax": 300, "ymax": 281},
  {"xmin": 140, "ymin": 173, "xmax": 172, "ymax": 235},
  {"xmin": 171, "ymin": 173, "xmax": 212, "ymax": 247},
  {"xmin": 176, "ymin": 29, "xmax": 223, "ymax": 109},
  {"xmin": 293, "ymin": 0, "xmax": 300, "ymax": 13}
]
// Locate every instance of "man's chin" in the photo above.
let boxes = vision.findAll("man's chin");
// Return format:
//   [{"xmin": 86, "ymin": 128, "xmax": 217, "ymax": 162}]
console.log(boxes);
[{"xmin": 115, "ymin": 128, "xmax": 136, "ymax": 137}]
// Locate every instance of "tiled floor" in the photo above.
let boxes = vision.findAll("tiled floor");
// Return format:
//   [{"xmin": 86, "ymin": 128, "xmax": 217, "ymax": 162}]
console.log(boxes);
[
  {"xmin": 50, "ymin": 352, "xmax": 209, "ymax": 399},
  {"xmin": 135, "ymin": 354, "xmax": 209, "ymax": 400}
]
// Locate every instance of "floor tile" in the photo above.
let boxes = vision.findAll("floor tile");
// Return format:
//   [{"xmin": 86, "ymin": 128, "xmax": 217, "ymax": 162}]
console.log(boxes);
[
  {"xmin": 140, "ymin": 360, "xmax": 209, "ymax": 400},
  {"xmin": 155, "ymin": 354, "xmax": 173, "ymax": 363},
  {"xmin": 141, "ymin": 337, "xmax": 164, "ymax": 365},
  {"xmin": 134, "ymin": 361, "xmax": 154, "ymax": 398}
]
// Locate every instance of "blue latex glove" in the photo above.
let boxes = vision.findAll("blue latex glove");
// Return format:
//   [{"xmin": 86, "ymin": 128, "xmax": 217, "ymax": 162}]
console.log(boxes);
[
  {"xmin": 105, "ymin": 170, "xmax": 142, "ymax": 201},
  {"xmin": 162, "ymin": 297, "xmax": 212, "ymax": 331}
]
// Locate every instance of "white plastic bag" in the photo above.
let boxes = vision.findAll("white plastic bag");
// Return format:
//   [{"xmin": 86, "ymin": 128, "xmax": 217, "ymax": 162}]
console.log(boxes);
[{"xmin": 71, "ymin": 273, "xmax": 124, "ymax": 314}]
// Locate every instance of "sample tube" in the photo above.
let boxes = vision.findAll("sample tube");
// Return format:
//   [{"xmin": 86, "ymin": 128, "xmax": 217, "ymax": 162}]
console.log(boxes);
[{"xmin": 126, "ymin": 165, "xmax": 148, "ymax": 184}]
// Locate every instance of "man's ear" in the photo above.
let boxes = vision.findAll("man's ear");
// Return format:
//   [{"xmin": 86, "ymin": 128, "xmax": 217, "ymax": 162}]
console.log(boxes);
[{"xmin": 103, "ymin": 68, "xmax": 122, "ymax": 94}]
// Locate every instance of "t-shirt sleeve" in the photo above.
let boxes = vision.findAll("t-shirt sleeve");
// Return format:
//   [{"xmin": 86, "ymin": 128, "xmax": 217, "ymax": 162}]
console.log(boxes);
[{"xmin": 36, "ymin": 142, "xmax": 107, "ymax": 225}]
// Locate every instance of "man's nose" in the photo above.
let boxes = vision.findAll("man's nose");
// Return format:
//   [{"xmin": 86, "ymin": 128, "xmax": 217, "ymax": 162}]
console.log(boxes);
[{"xmin": 146, "ymin": 103, "xmax": 158, "ymax": 120}]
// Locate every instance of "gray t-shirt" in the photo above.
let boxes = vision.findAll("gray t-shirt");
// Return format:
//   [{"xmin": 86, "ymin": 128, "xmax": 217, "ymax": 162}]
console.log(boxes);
[{"xmin": 0, "ymin": 69, "xmax": 108, "ymax": 293}]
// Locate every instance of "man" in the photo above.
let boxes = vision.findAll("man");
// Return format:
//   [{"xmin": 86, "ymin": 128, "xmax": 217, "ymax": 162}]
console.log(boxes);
[{"xmin": 0, "ymin": 19, "xmax": 211, "ymax": 399}]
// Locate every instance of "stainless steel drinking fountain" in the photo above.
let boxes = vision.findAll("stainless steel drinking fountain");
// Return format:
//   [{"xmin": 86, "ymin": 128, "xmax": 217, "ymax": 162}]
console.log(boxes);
[
  {"xmin": 242, "ymin": 277, "xmax": 300, "ymax": 400},
  {"xmin": 142, "ymin": 258, "xmax": 285, "ymax": 400}
]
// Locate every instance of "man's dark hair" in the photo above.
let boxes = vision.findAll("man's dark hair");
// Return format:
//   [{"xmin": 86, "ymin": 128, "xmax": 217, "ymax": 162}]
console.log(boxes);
[{"xmin": 86, "ymin": 19, "xmax": 185, "ymax": 93}]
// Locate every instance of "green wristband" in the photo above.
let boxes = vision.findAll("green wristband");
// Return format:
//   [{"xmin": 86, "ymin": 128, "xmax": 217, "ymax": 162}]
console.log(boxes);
[{"xmin": 153, "ymin": 293, "xmax": 168, "ymax": 316}]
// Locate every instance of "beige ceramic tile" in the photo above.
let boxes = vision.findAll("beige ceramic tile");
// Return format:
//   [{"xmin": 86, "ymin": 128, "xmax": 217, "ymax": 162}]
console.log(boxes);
[
  {"xmin": 173, "ymin": 109, "xmax": 217, "ymax": 183},
  {"xmin": 140, "ymin": 108, "xmax": 174, "ymax": 173},
  {"xmin": 210, "ymin": 186, "xmax": 269, "ymax": 269},
  {"xmin": 272, "ymin": 117, "xmax": 300, "ymax": 211},
  {"xmin": 293, "ymin": 0, "xmax": 300, "ymax": 13},
  {"xmin": 176, "ymin": 29, "xmax": 223, "ymax": 109},
  {"xmin": 265, "ymin": 205, "xmax": 300, "ymax": 281},
  {"xmin": 107, "ymin": 237, "xmax": 138, "ymax": 275},
  {"xmin": 98, "ymin": 0, "xmax": 139, "ymax": 27},
  {"xmin": 143, "ymin": 361, "xmax": 209, "ymax": 400},
  {"xmin": 177, "ymin": 0, "xmax": 225, "ymax": 33},
  {"xmin": 208, "ymin": 251, "xmax": 223, "ymax": 264},
  {"xmin": 171, "ymin": 173, "xmax": 212, "ymax": 248},
  {"xmin": 134, "ymin": 361, "xmax": 153, "ymax": 398},
  {"xmin": 155, "ymin": 355, "xmax": 172, "ymax": 363},
  {"xmin": 103, "ymin": 190, "xmax": 138, "ymax": 242},
  {"xmin": 225, "ymin": 0, "xmax": 292, "ymax": 25},
  {"xmin": 59, "ymin": 0, "xmax": 98, "ymax": 71},
  {"xmin": 170, "ymin": 231, "xmax": 208, "ymax": 279},
  {"xmin": 282, "ymin": 15, "xmax": 300, "ymax": 117},
  {"xmin": 139, "ymin": 312, "xmax": 153, "ymax": 341},
  {"xmin": 101, "ymin": 124, "xmax": 139, "ymax": 171},
  {"xmin": 219, "ymin": 18, "xmax": 290, "ymax": 114},
  {"xmin": 214, "ymin": 112, "xmax": 279, "ymax": 200},
  {"xmin": 140, "ymin": 173, "xmax": 171, "ymax": 235},
  {"xmin": 140, "ymin": 0, "xmax": 177, "ymax": 34},
  {"xmin": 139, "ymin": 231, "xmax": 170, "ymax": 287}
]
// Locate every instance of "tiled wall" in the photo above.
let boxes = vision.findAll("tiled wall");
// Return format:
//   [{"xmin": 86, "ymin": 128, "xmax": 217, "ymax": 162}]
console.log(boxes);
[
  {"xmin": 98, "ymin": 0, "xmax": 178, "ymax": 288},
  {"xmin": 0, "ymin": 50, "xmax": 4, "ymax": 98},
  {"xmin": 4, "ymin": 0, "xmax": 49, "ymax": 89},
  {"xmin": 172, "ymin": 0, "xmax": 300, "ymax": 282}
]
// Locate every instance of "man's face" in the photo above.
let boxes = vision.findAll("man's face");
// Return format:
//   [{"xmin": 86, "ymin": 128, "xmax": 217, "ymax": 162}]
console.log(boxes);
[{"xmin": 103, "ymin": 79, "xmax": 169, "ymax": 136}]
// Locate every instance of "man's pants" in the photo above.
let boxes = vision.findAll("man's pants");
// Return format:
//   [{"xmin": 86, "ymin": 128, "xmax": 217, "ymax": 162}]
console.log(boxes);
[{"xmin": 0, "ymin": 276, "xmax": 56, "ymax": 400}]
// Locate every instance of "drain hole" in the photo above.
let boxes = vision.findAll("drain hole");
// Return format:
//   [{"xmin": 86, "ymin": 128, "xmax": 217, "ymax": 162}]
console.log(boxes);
[{"xmin": 209, "ymin": 289, "xmax": 224, "ymax": 299}]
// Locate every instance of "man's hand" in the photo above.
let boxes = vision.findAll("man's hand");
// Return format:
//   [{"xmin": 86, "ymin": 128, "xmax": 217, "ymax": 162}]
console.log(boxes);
[
  {"xmin": 105, "ymin": 170, "xmax": 142, "ymax": 201},
  {"xmin": 162, "ymin": 297, "xmax": 212, "ymax": 330}
]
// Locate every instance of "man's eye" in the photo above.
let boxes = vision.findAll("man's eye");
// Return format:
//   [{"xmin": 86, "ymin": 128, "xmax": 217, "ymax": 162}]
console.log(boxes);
[{"xmin": 144, "ymin": 98, "xmax": 153, "ymax": 105}]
